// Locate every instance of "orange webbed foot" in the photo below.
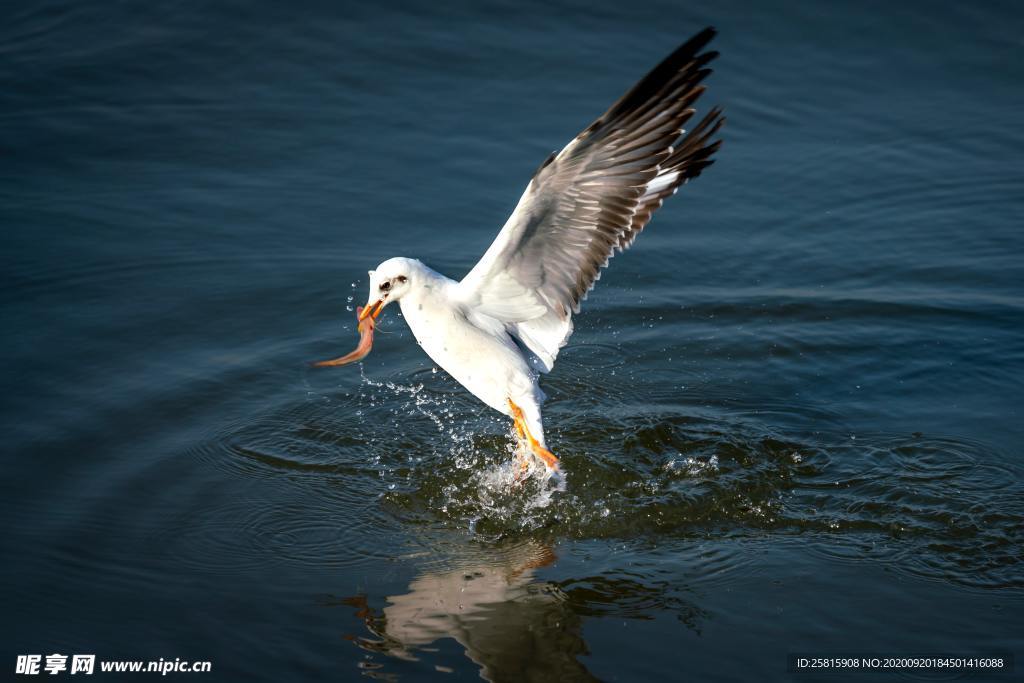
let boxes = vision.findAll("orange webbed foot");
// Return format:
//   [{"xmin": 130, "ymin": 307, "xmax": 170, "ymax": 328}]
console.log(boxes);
[{"xmin": 507, "ymin": 398, "xmax": 560, "ymax": 474}]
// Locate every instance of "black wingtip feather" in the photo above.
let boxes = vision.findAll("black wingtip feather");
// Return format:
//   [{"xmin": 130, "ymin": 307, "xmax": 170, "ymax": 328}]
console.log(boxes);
[{"xmin": 602, "ymin": 27, "xmax": 718, "ymax": 122}]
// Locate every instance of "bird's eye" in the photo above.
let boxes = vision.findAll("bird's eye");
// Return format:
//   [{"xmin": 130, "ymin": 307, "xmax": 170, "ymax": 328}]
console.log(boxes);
[
  {"xmin": 379, "ymin": 281, "xmax": 391, "ymax": 292},
  {"xmin": 397, "ymin": 276, "xmax": 407, "ymax": 283}
]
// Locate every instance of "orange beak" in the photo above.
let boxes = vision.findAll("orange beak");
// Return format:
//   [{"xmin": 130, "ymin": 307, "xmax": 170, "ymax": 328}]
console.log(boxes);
[{"xmin": 358, "ymin": 299, "xmax": 385, "ymax": 322}]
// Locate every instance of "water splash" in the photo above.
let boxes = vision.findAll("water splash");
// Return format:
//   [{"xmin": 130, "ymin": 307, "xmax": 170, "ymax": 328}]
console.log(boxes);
[{"xmin": 186, "ymin": 365, "xmax": 1024, "ymax": 589}]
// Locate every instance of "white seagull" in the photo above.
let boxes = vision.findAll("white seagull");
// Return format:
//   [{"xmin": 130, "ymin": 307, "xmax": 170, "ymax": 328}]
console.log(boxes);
[{"xmin": 315, "ymin": 27, "xmax": 724, "ymax": 477}]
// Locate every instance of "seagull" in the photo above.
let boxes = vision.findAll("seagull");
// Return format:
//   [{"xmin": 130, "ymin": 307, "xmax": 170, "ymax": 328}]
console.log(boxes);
[{"xmin": 315, "ymin": 27, "xmax": 724, "ymax": 479}]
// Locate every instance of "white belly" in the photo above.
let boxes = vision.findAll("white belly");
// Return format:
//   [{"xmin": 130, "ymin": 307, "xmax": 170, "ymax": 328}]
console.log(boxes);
[{"xmin": 400, "ymin": 296, "xmax": 538, "ymax": 417}]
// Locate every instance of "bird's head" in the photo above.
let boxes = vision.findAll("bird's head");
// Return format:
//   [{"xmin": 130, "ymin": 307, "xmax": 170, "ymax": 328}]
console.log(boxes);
[
  {"xmin": 360, "ymin": 257, "xmax": 419, "ymax": 322},
  {"xmin": 310, "ymin": 257, "xmax": 422, "ymax": 369}
]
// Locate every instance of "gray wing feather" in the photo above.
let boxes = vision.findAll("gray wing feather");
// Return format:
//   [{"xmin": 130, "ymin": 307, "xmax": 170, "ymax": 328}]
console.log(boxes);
[{"xmin": 461, "ymin": 27, "xmax": 724, "ymax": 370}]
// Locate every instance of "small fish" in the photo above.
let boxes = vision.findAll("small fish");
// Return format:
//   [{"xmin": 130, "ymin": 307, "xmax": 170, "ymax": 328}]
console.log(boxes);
[{"xmin": 311, "ymin": 306, "xmax": 376, "ymax": 367}]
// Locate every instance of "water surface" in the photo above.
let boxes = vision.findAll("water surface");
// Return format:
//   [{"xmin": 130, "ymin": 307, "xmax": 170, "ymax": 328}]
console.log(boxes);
[{"xmin": 2, "ymin": 1, "xmax": 1023, "ymax": 680}]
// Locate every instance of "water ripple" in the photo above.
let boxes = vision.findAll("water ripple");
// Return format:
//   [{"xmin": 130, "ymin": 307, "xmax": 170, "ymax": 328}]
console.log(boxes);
[{"xmin": 355, "ymin": 381, "xmax": 1024, "ymax": 590}]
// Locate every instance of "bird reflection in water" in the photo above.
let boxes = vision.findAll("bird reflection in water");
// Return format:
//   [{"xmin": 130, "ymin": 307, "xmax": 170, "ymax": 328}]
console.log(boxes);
[{"xmin": 339, "ymin": 540, "xmax": 598, "ymax": 682}]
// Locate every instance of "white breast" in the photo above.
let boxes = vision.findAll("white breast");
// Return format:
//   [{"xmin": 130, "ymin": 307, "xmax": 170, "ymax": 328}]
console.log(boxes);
[{"xmin": 399, "ymin": 281, "xmax": 537, "ymax": 417}]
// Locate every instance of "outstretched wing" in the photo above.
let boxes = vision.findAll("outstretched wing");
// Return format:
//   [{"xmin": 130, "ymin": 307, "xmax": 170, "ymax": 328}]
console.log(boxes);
[{"xmin": 459, "ymin": 27, "xmax": 724, "ymax": 372}]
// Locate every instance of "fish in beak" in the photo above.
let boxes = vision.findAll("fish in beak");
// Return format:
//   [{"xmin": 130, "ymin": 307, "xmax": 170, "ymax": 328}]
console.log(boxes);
[{"xmin": 311, "ymin": 303, "xmax": 384, "ymax": 368}]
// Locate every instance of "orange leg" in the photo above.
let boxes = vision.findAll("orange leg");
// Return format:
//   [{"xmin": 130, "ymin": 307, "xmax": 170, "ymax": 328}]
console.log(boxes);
[
  {"xmin": 511, "ymin": 419, "xmax": 530, "ymax": 476},
  {"xmin": 507, "ymin": 398, "xmax": 560, "ymax": 472}
]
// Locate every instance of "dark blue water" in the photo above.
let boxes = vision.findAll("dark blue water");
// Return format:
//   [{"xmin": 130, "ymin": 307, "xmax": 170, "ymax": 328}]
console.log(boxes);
[{"xmin": 2, "ymin": 1, "xmax": 1022, "ymax": 680}]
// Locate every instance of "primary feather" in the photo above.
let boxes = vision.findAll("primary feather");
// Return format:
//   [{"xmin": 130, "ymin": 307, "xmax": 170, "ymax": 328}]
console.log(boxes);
[{"xmin": 459, "ymin": 27, "xmax": 724, "ymax": 372}]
